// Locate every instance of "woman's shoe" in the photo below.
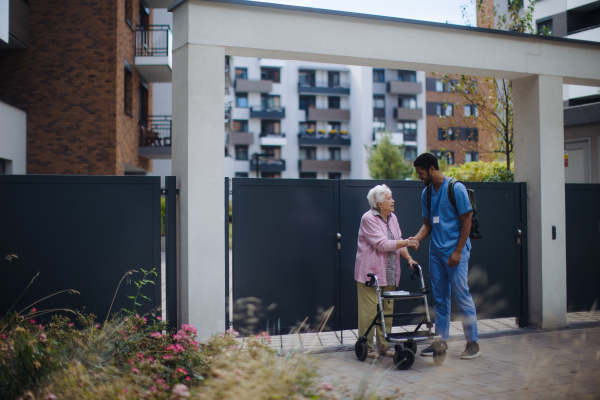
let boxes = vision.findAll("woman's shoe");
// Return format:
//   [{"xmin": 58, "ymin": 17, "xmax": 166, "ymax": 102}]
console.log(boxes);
[
  {"xmin": 366, "ymin": 350, "xmax": 379, "ymax": 359},
  {"xmin": 378, "ymin": 347, "xmax": 395, "ymax": 357}
]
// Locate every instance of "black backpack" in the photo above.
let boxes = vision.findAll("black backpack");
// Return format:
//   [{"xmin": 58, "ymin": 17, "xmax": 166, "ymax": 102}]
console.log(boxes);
[{"xmin": 426, "ymin": 179, "xmax": 482, "ymax": 240}]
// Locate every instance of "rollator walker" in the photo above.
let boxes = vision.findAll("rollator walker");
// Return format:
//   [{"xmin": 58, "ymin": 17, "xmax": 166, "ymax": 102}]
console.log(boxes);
[{"xmin": 354, "ymin": 265, "xmax": 446, "ymax": 370}]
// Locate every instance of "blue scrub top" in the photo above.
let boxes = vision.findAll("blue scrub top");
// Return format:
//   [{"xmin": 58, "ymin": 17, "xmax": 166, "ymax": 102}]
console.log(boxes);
[{"xmin": 421, "ymin": 177, "xmax": 473, "ymax": 258}]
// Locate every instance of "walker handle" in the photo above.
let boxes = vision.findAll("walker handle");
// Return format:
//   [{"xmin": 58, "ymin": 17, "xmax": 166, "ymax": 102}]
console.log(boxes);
[
  {"xmin": 411, "ymin": 265, "xmax": 422, "ymax": 280},
  {"xmin": 365, "ymin": 273, "xmax": 376, "ymax": 287}
]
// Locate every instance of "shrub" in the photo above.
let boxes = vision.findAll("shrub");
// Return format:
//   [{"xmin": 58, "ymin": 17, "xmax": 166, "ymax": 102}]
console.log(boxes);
[{"xmin": 444, "ymin": 161, "xmax": 514, "ymax": 182}]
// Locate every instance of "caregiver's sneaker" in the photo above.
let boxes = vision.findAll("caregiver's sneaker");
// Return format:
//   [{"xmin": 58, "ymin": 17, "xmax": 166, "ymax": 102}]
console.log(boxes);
[
  {"xmin": 460, "ymin": 341, "xmax": 481, "ymax": 359},
  {"xmin": 420, "ymin": 341, "xmax": 447, "ymax": 356}
]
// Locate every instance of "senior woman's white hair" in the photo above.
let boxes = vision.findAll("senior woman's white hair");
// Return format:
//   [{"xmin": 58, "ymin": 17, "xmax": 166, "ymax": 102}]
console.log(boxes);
[{"xmin": 367, "ymin": 184, "xmax": 392, "ymax": 210}]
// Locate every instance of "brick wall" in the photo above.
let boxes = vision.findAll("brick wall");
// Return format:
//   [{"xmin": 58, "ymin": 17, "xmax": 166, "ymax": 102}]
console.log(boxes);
[
  {"xmin": 0, "ymin": 0, "xmax": 153, "ymax": 175},
  {"xmin": 425, "ymin": 72, "xmax": 496, "ymax": 165}
]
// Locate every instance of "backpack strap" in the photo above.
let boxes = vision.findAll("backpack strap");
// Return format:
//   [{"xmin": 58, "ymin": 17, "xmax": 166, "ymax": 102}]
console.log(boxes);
[{"xmin": 447, "ymin": 178, "xmax": 459, "ymax": 214}]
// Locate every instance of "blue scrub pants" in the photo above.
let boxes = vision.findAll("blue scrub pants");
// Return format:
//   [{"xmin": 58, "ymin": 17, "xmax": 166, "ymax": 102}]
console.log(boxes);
[{"xmin": 429, "ymin": 253, "xmax": 478, "ymax": 342}]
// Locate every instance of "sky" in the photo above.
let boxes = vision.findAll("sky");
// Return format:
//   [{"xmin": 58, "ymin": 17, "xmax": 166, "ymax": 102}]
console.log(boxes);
[{"xmin": 250, "ymin": 0, "xmax": 477, "ymax": 26}]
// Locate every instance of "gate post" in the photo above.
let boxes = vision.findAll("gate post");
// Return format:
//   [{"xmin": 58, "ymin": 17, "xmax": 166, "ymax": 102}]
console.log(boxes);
[
  {"xmin": 513, "ymin": 75, "xmax": 567, "ymax": 329},
  {"xmin": 165, "ymin": 176, "xmax": 178, "ymax": 330},
  {"xmin": 172, "ymin": 40, "xmax": 226, "ymax": 339}
]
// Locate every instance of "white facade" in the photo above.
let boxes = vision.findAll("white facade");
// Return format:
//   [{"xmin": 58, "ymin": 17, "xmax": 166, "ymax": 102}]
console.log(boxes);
[{"xmin": 0, "ymin": 100, "xmax": 27, "ymax": 175}]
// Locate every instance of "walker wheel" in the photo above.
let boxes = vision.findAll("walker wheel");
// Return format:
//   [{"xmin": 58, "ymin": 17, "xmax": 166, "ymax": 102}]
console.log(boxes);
[
  {"xmin": 393, "ymin": 348, "xmax": 415, "ymax": 370},
  {"xmin": 355, "ymin": 338, "xmax": 368, "ymax": 361},
  {"xmin": 432, "ymin": 342, "xmax": 446, "ymax": 366},
  {"xmin": 403, "ymin": 341, "xmax": 417, "ymax": 354}
]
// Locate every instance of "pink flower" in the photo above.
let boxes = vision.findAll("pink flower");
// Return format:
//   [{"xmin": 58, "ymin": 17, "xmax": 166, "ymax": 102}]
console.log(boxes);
[
  {"xmin": 186, "ymin": 376, "xmax": 191, "ymax": 381},
  {"xmin": 136, "ymin": 314, "xmax": 140, "ymax": 318},
  {"xmin": 94, "ymin": 324, "xmax": 100, "ymax": 328},
  {"xmin": 148, "ymin": 356, "xmax": 154, "ymax": 361},
  {"xmin": 32, "ymin": 308, "xmax": 37, "ymax": 313},
  {"xmin": 129, "ymin": 359, "xmax": 134, "ymax": 365},
  {"xmin": 157, "ymin": 316, "xmax": 162, "ymax": 320},
  {"xmin": 181, "ymin": 324, "xmax": 197, "ymax": 335},
  {"xmin": 163, "ymin": 354, "xmax": 172, "ymax": 360},
  {"xmin": 172, "ymin": 384, "xmax": 191, "ymax": 397},
  {"xmin": 44, "ymin": 395, "xmax": 57, "ymax": 400},
  {"xmin": 137, "ymin": 352, "xmax": 145, "ymax": 359},
  {"xmin": 38, "ymin": 324, "xmax": 44, "ymax": 330},
  {"xmin": 143, "ymin": 317, "xmax": 147, "ymax": 323},
  {"xmin": 123, "ymin": 389, "xmax": 129, "ymax": 394},
  {"xmin": 30, "ymin": 319, "xmax": 36, "ymax": 324},
  {"xmin": 39, "ymin": 333, "xmax": 47, "ymax": 342},
  {"xmin": 176, "ymin": 367, "xmax": 188, "ymax": 375},
  {"xmin": 226, "ymin": 328, "xmax": 239, "ymax": 337},
  {"xmin": 68, "ymin": 323, "xmax": 74, "ymax": 327},
  {"xmin": 150, "ymin": 386, "xmax": 157, "ymax": 393},
  {"xmin": 319, "ymin": 382, "xmax": 334, "ymax": 391},
  {"xmin": 0, "ymin": 334, "xmax": 5, "ymax": 339},
  {"xmin": 150, "ymin": 332, "xmax": 163, "ymax": 339},
  {"xmin": 132, "ymin": 368, "xmax": 139, "ymax": 374}
]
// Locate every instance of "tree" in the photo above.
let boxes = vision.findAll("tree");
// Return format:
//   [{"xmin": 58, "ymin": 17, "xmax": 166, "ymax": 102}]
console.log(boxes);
[
  {"xmin": 437, "ymin": 0, "xmax": 542, "ymax": 172},
  {"xmin": 366, "ymin": 133, "xmax": 413, "ymax": 180}
]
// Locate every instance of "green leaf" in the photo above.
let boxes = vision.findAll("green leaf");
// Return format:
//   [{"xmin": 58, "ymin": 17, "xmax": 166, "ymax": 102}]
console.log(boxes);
[{"xmin": 127, "ymin": 296, "xmax": 135, "ymax": 299}]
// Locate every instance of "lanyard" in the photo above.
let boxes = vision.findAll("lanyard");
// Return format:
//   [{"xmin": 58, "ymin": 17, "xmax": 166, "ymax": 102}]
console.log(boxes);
[{"xmin": 431, "ymin": 177, "xmax": 447, "ymax": 217}]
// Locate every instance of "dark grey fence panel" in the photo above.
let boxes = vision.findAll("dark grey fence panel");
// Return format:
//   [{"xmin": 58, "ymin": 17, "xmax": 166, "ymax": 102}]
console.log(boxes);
[
  {"xmin": 341, "ymin": 181, "xmax": 525, "ymax": 329},
  {"xmin": 565, "ymin": 184, "xmax": 600, "ymax": 312},
  {"xmin": 0, "ymin": 176, "xmax": 161, "ymax": 322},
  {"xmin": 232, "ymin": 178, "xmax": 340, "ymax": 333}
]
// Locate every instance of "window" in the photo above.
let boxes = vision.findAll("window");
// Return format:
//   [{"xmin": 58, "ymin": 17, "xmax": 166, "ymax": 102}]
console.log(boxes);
[
  {"xmin": 328, "ymin": 71, "xmax": 340, "ymax": 88},
  {"xmin": 261, "ymin": 146, "xmax": 281, "ymax": 159},
  {"xmin": 236, "ymin": 93, "xmax": 248, "ymax": 108},
  {"xmin": 299, "ymin": 121, "xmax": 316, "ymax": 134},
  {"xmin": 404, "ymin": 146, "xmax": 417, "ymax": 161},
  {"xmin": 372, "ymin": 120, "xmax": 386, "ymax": 136},
  {"xmin": 327, "ymin": 122, "xmax": 341, "ymax": 132},
  {"xmin": 235, "ymin": 68, "xmax": 247, "ymax": 80},
  {"xmin": 436, "ymin": 103, "xmax": 453, "ymax": 116},
  {"xmin": 299, "ymin": 95, "xmax": 316, "ymax": 111},
  {"xmin": 299, "ymin": 147, "xmax": 316, "ymax": 160},
  {"xmin": 328, "ymin": 96, "xmax": 341, "ymax": 109},
  {"xmin": 398, "ymin": 121, "xmax": 417, "ymax": 141},
  {"xmin": 329, "ymin": 147, "xmax": 341, "ymax": 161},
  {"xmin": 235, "ymin": 145, "xmax": 249, "ymax": 161},
  {"xmin": 300, "ymin": 172, "xmax": 317, "ymax": 179},
  {"xmin": 398, "ymin": 96, "xmax": 417, "ymax": 109},
  {"xmin": 124, "ymin": 64, "xmax": 133, "ymax": 115},
  {"xmin": 435, "ymin": 80, "xmax": 444, "ymax": 92},
  {"xmin": 261, "ymin": 120, "xmax": 281, "ymax": 135},
  {"xmin": 463, "ymin": 128, "xmax": 479, "ymax": 141},
  {"xmin": 465, "ymin": 152, "xmax": 479, "ymax": 163},
  {"xmin": 438, "ymin": 128, "xmax": 455, "ymax": 141},
  {"xmin": 139, "ymin": 83, "xmax": 148, "ymax": 123},
  {"xmin": 433, "ymin": 150, "xmax": 454, "ymax": 164},
  {"xmin": 261, "ymin": 67, "xmax": 280, "ymax": 83},
  {"xmin": 298, "ymin": 70, "xmax": 316, "ymax": 86},
  {"xmin": 328, "ymin": 172, "xmax": 342, "ymax": 179},
  {"xmin": 373, "ymin": 69, "xmax": 385, "ymax": 83},
  {"xmin": 261, "ymin": 94, "xmax": 281, "ymax": 110},
  {"xmin": 398, "ymin": 70, "xmax": 416, "ymax": 82},
  {"xmin": 373, "ymin": 95, "xmax": 385, "ymax": 109},
  {"xmin": 464, "ymin": 105, "xmax": 478, "ymax": 117},
  {"xmin": 235, "ymin": 172, "xmax": 249, "ymax": 177},
  {"xmin": 233, "ymin": 120, "xmax": 248, "ymax": 133}
]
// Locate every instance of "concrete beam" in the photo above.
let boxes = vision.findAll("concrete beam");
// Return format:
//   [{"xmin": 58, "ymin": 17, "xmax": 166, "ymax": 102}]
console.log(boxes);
[{"xmin": 514, "ymin": 75, "xmax": 567, "ymax": 329}]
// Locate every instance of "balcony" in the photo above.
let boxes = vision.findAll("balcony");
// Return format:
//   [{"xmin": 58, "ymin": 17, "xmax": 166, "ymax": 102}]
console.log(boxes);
[
  {"xmin": 0, "ymin": 0, "xmax": 29, "ymax": 49},
  {"xmin": 250, "ymin": 106, "xmax": 285, "ymax": 119},
  {"xmin": 297, "ymin": 132, "xmax": 351, "ymax": 146},
  {"xmin": 259, "ymin": 132, "xmax": 287, "ymax": 146},
  {"xmin": 387, "ymin": 81, "xmax": 422, "ymax": 95},
  {"xmin": 235, "ymin": 79, "xmax": 273, "ymax": 93},
  {"xmin": 228, "ymin": 132, "xmax": 254, "ymax": 145},
  {"xmin": 135, "ymin": 25, "xmax": 172, "ymax": 82},
  {"xmin": 250, "ymin": 158, "xmax": 286, "ymax": 172},
  {"xmin": 394, "ymin": 107, "xmax": 423, "ymax": 120},
  {"xmin": 225, "ymin": 103, "xmax": 232, "ymax": 123},
  {"xmin": 138, "ymin": 116, "xmax": 172, "ymax": 159},
  {"xmin": 306, "ymin": 108, "xmax": 350, "ymax": 121},
  {"xmin": 299, "ymin": 160, "xmax": 351, "ymax": 172},
  {"xmin": 297, "ymin": 81, "xmax": 350, "ymax": 96}
]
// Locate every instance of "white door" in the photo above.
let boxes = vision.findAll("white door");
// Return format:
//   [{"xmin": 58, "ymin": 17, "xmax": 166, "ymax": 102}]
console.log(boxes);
[{"xmin": 564, "ymin": 140, "xmax": 590, "ymax": 184}]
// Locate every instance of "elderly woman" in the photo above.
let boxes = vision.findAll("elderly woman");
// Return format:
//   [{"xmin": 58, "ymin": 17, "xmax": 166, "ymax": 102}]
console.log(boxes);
[{"xmin": 355, "ymin": 184, "xmax": 417, "ymax": 358}]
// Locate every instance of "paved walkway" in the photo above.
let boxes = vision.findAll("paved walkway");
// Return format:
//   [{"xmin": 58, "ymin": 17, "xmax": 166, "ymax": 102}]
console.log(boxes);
[{"xmin": 313, "ymin": 322, "xmax": 600, "ymax": 400}]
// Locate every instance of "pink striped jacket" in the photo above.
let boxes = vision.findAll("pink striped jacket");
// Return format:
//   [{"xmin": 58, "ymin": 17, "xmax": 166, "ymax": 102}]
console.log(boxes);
[{"xmin": 354, "ymin": 210, "xmax": 404, "ymax": 287}]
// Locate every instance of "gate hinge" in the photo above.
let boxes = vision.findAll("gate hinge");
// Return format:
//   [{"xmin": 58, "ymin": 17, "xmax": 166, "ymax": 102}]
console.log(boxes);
[{"xmin": 161, "ymin": 189, "xmax": 180, "ymax": 195}]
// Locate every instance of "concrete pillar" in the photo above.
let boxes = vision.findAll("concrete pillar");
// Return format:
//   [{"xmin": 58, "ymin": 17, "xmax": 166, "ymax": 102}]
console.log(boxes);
[
  {"xmin": 513, "ymin": 74, "xmax": 567, "ymax": 329},
  {"xmin": 172, "ymin": 43, "xmax": 225, "ymax": 339}
]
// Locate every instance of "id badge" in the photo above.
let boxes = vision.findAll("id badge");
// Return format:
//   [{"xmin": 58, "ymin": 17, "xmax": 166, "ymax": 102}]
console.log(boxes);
[{"xmin": 433, "ymin": 216, "xmax": 440, "ymax": 224}]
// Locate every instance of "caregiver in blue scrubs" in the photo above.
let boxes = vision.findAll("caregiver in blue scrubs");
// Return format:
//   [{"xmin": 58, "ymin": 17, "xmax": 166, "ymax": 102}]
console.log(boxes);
[{"xmin": 409, "ymin": 152, "xmax": 481, "ymax": 360}]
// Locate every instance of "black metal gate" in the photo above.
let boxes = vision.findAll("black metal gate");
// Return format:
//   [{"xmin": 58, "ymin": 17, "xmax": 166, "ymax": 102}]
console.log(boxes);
[
  {"xmin": 230, "ymin": 178, "xmax": 528, "ymax": 334},
  {"xmin": 0, "ymin": 176, "xmax": 166, "ymax": 324},
  {"xmin": 565, "ymin": 184, "xmax": 600, "ymax": 312}
]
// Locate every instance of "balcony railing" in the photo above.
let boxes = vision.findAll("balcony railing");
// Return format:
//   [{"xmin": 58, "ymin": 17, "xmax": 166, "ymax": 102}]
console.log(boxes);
[
  {"xmin": 140, "ymin": 116, "xmax": 172, "ymax": 147},
  {"xmin": 259, "ymin": 132, "xmax": 287, "ymax": 146},
  {"xmin": 306, "ymin": 107, "xmax": 350, "ymax": 121},
  {"xmin": 298, "ymin": 81, "xmax": 350, "ymax": 95},
  {"xmin": 225, "ymin": 103, "xmax": 232, "ymax": 123},
  {"xmin": 235, "ymin": 79, "xmax": 273, "ymax": 93},
  {"xmin": 387, "ymin": 81, "xmax": 422, "ymax": 95},
  {"xmin": 250, "ymin": 158, "xmax": 286, "ymax": 172},
  {"xmin": 394, "ymin": 107, "xmax": 423, "ymax": 120},
  {"xmin": 403, "ymin": 132, "xmax": 417, "ymax": 141},
  {"xmin": 135, "ymin": 25, "xmax": 171, "ymax": 57},
  {"xmin": 297, "ymin": 132, "xmax": 351, "ymax": 146},
  {"xmin": 250, "ymin": 106, "xmax": 286, "ymax": 119},
  {"xmin": 299, "ymin": 159, "xmax": 351, "ymax": 172}
]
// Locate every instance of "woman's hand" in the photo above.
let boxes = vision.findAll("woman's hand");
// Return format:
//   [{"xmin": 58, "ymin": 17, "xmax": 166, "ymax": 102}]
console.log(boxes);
[
  {"xmin": 407, "ymin": 238, "xmax": 419, "ymax": 250},
  {"xmin": 407, "ymin": 259, "xmax": 418, "ymax": 269}
]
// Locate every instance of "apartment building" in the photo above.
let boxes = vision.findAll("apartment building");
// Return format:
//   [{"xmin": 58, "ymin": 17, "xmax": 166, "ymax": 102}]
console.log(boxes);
[
  {"xmin": 0, "ymin": 0, "xmax": 173, "ymax": 175},
  {"xmin": 533, "ymin": 0, "xmax": 600, "ymax": 183}
]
